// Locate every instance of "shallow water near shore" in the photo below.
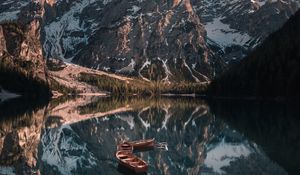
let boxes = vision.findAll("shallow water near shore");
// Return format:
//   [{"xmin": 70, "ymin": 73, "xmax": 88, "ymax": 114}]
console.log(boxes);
[{"xmin": 0, "ymin": 96, "xmax": 299, "ymax": 175}]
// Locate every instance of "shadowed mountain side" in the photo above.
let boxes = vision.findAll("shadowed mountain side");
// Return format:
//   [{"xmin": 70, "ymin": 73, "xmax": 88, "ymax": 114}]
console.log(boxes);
[
  {"xmin": 0, "ymin": 22, "xmax": 51, "ymax": 98},
  {"xmin": 208, "ymin": 10, "xmax": 300, "ymax": 98}
]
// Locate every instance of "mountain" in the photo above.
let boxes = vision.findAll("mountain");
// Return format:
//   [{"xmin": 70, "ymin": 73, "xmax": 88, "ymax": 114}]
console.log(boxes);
[
  {"xmin": 1, "ymin": 0, "xmax": 299, "ymax": 83},
  {"xmin": 69, "ymin": 0, "xmax": 223, "ymax": 83},
  {"xmin": 208, "ymin": 9, "xmax": 300, "ymax": 98},
  {"xmin": 198, "ymin": 0, "xmax": 300, "ymax": 62},
  {"xmin": 40, "ymin": 0, "xmax": 300, "ymax": 82},
  {"xmin": 0, "ymin": 1, "xmax": 51, "ymax": 98},
  {"xmin": 0, "ymin": 0, "xmax": 299, "ymax": 100}
]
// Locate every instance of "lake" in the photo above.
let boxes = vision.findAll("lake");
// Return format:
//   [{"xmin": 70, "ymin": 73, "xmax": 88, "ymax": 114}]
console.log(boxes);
[{"xmin": 0, "ymin": 96, "xmax": 299, "ymax": 175}]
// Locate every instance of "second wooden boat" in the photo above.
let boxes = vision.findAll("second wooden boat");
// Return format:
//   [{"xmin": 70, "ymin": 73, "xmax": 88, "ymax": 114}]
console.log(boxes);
[
  {"xmin": 117, "ymin": 142, "xmax": 133, "ymax": 152},
  {"xmin": 127, "ymin": 138, "xmax": 155, "ymax": 150}
]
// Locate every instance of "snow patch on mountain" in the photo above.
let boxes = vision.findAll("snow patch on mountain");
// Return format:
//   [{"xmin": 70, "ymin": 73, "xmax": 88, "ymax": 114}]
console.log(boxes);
[
  {"xmin": 183, "ymin": 59, "xmax": 200, "ymax": 82},
  {"xmin": 200, "ymin": 0, "xmax": 300, "ymax": 51},
  {"xmin": 0, "ymin": 11, "xmax": 20, "ymax": 22},
  {"xmin": 251, "ymin": 0, "xmax": 268, "ymax": 6},
  {"xmin": 138, "ymin": 59, "xmax": 151, "ymax": 82},
  {"xmin": 116, "ymin": 59, "xmax": 136, "ymax": 73},
  {"xmin": 0, "ymin": 1, "xmax": 30, "ymax": 22},
  {"xmin": 205, "ymin": 17, "xmax": 251, "ymax": 49},
  {"xmin": 160, "ymin": 58, "xmax": 173, "ymax": 83},
  {"xmin": 128, "ymin": 5, "xmax": 141, "ymax": 14},
  {"xmin": 43, "ymin": 0, "xmax": 98, "ymax": 61}
]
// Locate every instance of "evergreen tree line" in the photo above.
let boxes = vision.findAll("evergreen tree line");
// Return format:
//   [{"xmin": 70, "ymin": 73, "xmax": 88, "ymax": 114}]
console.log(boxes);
[{"xmin": 78, "ymin": 72, "xmax": 207, "ymax": 96}]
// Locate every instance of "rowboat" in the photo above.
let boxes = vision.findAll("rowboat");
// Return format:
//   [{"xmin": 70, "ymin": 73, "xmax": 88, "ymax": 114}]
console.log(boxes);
[
  {"xmin": 127, "ymin": 138, "xmax": 155, "ymax": 150},
  {"xmin": 116, "ymin": 151, "xmax": 148, "ymax": 173},
  {"xmin": 117, "ymin": 142, "xmax": 133, "ymax": 153}
]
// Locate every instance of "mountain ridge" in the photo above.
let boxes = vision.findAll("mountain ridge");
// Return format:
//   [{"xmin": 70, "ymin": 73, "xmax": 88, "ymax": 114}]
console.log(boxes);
[
  {"xmin": 38, "ymin": 0, "xmax": 300, "ymax": 81},
  {"xmin": 1, "ymin": 0, "xmax": 300, "ymax": 98},
  {"xmin": 208, "ymin": 9, "xmax": 300, "ymax": 98}
]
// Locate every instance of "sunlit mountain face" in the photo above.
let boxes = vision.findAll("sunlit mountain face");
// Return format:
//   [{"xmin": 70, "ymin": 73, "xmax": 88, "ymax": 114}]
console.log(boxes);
[
  {"xmin": 44, "ymin": 0, "xmax": 300, "ymax": 81},
  {"xmin": 44, "ymin": 0, "xmax": 300, "ymax": 77},
  {"xmin": 0, "ymin": 97, "xmax": 293, "ymax": 175},
  {"xmin": 1, "ymin": 0, "xmax": 299, "ymax": 82}
]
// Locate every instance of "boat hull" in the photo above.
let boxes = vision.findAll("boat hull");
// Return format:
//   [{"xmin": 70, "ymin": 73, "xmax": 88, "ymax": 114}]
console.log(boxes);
[
  {"xmin": 117, "ymin": 142, "xmax": 133, "ymax": 152},
  {"xmin": 128, "ymin": 138, "xmax": 155, "ymax": 150},
  {"xmin": 118, "ymin": 159, "xmax": 148, "ymax": 173}
]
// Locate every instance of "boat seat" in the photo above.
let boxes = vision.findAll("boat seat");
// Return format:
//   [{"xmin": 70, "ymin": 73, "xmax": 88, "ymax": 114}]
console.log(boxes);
[
  {"xmin": 121, "ymin": 144, "xmax": 131, "ymax": 147},
  {"xmin": 124, "ymin": 158, "xmax": 135, "ymax": 162},
  {"xmin": 130, "ymin": 162, "xmax": 146, "ymax": 167}
]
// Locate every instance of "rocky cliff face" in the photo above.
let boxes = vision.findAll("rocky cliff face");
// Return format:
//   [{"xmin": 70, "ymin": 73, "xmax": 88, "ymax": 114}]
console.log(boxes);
[
  {"xmin": 40, "ymin": 0, "xmax": 299, "ymax": 82},
  {"xmin": 0, "ymin": 26, "xmax": 6, "ymax": 57},
  {"xmin": 71, "ymin": 0, "xmax": 223, "ymax": 82},
  {"xmin": 1, "ymin": 0, "xmax": 299, "ymax": 83},
  {"xmin": 0, "ymin": 0, "xmax": 50, "ymax": 96},
  {"xmin": 0, "ymin": 21, "xmax": 46, "ymax": 81},
  {"xmin": 41, "ymin": 0, "xmax": 224, "ymax": 83}
]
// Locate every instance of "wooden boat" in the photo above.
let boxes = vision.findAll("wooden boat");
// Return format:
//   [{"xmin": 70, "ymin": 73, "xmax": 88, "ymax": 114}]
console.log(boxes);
[
  {"xmin": 117, "ymin": 142, "xmax": 133, "ymax": 152},
  {"xmin": 127, "ymin": 138, "xmax": 155, "ymax": 150},
  {"xmin": 116, "ymin": 151, "xmax": 148, "ymax": 173}
]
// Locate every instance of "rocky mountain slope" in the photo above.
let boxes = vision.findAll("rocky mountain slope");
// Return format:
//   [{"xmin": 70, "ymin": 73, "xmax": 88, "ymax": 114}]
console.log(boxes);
[
  {"xmin": 0, "ymin": 1, "xmax": 50, "ymax": 97},
  {"xmin": 1, "ymin": 0, "xmax": 300, "ymax": 83},
  {"xmin": 71, "ymin": 0, "xmax": 223, "ymax": 83},
  {"xmin": 208, "ymin": 9, "xmax": 300, "ymax": 98},
  {"xmin": 198, "ymin": 0, "xmax": 300, "ymax": 62},
  {"xmin": 40, "ymin": 0, "xmax": 300, "ymax": 81}
]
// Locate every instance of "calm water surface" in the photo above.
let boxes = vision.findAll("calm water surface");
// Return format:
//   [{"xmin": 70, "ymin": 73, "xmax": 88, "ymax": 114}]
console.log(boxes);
[{"xmin": 0, "ymin": 96, "xmax": 299, "ymax": 175}]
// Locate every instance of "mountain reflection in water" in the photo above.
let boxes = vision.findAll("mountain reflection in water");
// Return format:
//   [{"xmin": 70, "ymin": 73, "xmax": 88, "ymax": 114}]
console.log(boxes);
[{"xmin": 0, "ymin": 96, "xmax": 298, "ymax": 175}]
